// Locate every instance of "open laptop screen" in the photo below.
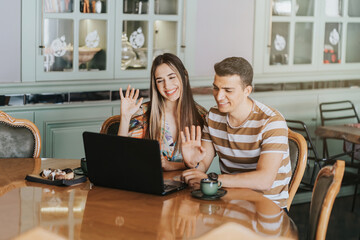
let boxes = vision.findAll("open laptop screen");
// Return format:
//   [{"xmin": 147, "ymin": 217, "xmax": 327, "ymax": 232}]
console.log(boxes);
[{"xmin": 83, "ymin": 131, "xmax": 166, "ymax": 195}]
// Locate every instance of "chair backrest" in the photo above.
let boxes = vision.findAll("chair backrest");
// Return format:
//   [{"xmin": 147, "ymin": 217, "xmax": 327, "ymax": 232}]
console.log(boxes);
[
  {"xmin": 100, "ymin": 115, "xmax": 120, "ymax": 135},
  {"xmin": 286, "ymin": 119, "xmax": 321, "ymax": 162},
  {"xmin": 0, "ymin": 111, "xmax": 41, "ymax": 158},
  {"xmin": 319, "ymin": 100, "xmax": 360, "ymax": 126},
  {"xmin": 308, "ymin": 160, "xmax": 344, "ymax": 240},
  {"xmin": 287, "ymin": 129, "xmax": 308, "ymax": 210}
]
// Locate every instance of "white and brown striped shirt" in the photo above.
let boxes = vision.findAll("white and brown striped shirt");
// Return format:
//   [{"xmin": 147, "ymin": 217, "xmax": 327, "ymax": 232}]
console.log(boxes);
[{"xmin": 202, "ymin": 99, "xmax": 291, "ymax": 208}]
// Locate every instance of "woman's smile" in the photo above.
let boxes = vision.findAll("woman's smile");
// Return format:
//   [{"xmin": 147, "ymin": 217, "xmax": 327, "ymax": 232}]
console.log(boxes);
[{"xmin": 165, "ymin": 87, "xmax": 178, "ymax": 96}]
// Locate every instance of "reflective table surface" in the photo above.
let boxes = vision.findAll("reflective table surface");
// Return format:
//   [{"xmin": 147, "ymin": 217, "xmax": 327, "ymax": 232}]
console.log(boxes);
[{"xmin": 0, "ymin": 158, "xmax": 298, "ymax": 239}]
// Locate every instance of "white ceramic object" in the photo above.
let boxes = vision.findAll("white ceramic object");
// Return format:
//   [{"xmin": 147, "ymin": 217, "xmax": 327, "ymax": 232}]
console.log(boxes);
[
  {"xmin": 85, "ymin": 30, "xmax": 100, "ymax": 48},
  {"xmin": 130, "ymin": 27, "xmax": 145, "ymax": 49},
  {"xmin": 274, "ymin": 34, "xmax": 286, "ymax": 51},
  {"xmin": 50, "ymin": 35, "xmax": 67, "ymax": 57},
  {"xmin": 95, "ymin": 0, "xmax": 102, "ymax": 13},
  {"xmin": 329, "ymin": 28, "xmax": 340, "ymax": 45},
  {"xmin": 325, "ymin": 0, "xmax": 340, "ymax": 17},
  {"xmin": 273, "ymin": 0, "xmax": 291, "ymax": 16}
]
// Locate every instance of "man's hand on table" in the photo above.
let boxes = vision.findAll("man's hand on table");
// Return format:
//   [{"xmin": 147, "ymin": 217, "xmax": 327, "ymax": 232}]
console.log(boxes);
[{"xmin": 181, "ymin": 169, "xmax": 207, "ymax": 189}]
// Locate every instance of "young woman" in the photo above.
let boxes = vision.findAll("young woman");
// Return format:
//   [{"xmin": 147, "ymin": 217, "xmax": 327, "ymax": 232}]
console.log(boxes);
[{"xmin": 118, "ymin": 53, "xmax": 207, "ymax": 171}]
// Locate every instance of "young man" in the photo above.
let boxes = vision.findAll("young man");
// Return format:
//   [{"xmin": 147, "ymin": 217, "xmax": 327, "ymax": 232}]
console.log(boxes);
[{"xmin": 181, "ymin": 57, "xmax": 291, "ymax": 209}]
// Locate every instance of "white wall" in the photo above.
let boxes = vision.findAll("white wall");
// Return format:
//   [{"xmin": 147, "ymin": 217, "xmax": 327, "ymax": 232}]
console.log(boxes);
[
  {"xmin": 192, "ymin": 0, "xmax": 254, "ymax": 77},
  {"xmin": 0, "ymin": 0, "xmax": 21, "ymax": 83}
]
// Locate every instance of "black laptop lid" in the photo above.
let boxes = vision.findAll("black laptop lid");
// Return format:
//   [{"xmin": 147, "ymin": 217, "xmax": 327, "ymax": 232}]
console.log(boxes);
[{"xmin": 82, "ymin": 131, "xmax": 165, "ymax": 195}]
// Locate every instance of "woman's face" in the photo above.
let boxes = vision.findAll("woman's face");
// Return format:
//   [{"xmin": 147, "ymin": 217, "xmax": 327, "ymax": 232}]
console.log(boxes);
[{"xmin": 154, "ymin": 63, "xmax": 182, "ymax": 102}]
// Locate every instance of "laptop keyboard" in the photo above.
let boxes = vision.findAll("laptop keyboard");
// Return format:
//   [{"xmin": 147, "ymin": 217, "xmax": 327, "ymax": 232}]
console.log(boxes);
[{"xmin": 163, "ymin": 184, "xmax": 174, "ymax": 191}]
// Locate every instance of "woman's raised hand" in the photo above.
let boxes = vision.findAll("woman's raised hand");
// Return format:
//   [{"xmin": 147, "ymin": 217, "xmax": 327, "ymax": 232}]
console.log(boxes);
[
  {"xmin": 119, "ymin": 85, "xmax": 143, "ymax": 119},
  {"xmin": 180, "ymin": 125, "xmax": 206, "ymax": 168}
]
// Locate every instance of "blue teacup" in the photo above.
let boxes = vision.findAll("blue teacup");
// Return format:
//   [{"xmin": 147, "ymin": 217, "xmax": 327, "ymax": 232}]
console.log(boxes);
[{"xmin": 200, "ymin": 178, "xmax": 222, "ymax": 196}]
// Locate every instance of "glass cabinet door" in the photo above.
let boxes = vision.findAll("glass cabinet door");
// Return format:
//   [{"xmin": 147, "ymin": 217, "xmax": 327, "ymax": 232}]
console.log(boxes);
[
  {"xmin": 154, "ymin": 0, "xmax": 178, "ymax": 15},
  {"xmin": 78, "ymin": 19, "xmax": 107, "ymax": 71},
  {"xmin": 122, "ymin": 20, "xmax": 148, "ymax": 70},
  {"xmin": 322, "ymin": 0, "xmax": 360, "ymax": 65},
  {"xmin": 343, "ymin": 0, "xmax": 360, "ymax": 63},
  {"xmin": 43, "ymin": 19, "xmax": 74, "ymax": 72},
  {"xmin": 115, "ymin": 0, "xmax": 183, "ymax": 78},
  {"xmin": 323, "ymin": 22, "xmax": 342, "ymax": 64},
  {"xmin": 37, "ymin": 0, "xmax": 114, "ymax": 81},
  {"xmin": 268, "ymin": 0, "xmax": 315, "ymax": 69}
]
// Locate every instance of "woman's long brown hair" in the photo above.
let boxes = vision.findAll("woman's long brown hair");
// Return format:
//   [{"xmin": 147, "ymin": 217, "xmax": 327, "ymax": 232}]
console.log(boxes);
[{"xmin": 145, "ymin": 53, "xmax": 204, "ymax": 152}]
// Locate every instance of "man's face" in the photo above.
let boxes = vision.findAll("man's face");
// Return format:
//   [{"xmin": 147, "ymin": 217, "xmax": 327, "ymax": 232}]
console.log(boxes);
[{"xmin": 212, "ymin": 74, "xmax": 252, "ymax": 114}]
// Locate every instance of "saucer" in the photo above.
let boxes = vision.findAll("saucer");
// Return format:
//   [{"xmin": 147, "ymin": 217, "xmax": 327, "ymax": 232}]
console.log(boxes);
[
  {"xmin": 191, "ymin": 189, "xmax": 227, "ymax": 200},
  {"xmin": 73, "ymin": 167, "xmax": 85, "ymax": 175}
]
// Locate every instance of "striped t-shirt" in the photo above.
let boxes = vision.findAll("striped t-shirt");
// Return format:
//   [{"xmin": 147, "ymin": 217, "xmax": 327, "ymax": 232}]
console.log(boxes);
[{"xmin": 202, "ymin": 99, "xmax": 291, "ymax": 208}]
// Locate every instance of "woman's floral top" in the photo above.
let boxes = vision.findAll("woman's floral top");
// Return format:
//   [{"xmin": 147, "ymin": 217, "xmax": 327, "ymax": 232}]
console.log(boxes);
[{"xmin": 128, "ymin": 101, "xmax": 207, "ymax": 163}]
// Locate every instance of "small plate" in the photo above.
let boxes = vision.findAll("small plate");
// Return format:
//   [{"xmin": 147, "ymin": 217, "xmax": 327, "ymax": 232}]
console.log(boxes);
[
  {"xmin": 25, "ymin": 170, "xmax": 87, "ymax": 186},
  {"xmin": 73, "ymin": 167, "xmax": 85, "ymax": 175},
  {"xmin": 191, "ymin": 189, "xmax": 227, "ymax": 200}
]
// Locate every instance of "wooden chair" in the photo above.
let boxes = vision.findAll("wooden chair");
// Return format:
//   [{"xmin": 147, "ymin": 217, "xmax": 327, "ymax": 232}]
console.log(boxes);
[
  {"xmin": 287, "ymin": 119, "xmax": 360, "ymax": 211},
  {"xmin": 287, "ymin": 129, "xmax": 308, "ymax": 211},
  {"xmin": 286, "ymin": 120, "xmax": 328, "ymax": 188},
  {"xmin": 308, "ymin": 160, "xmax": 345, "ymax": 240},
  {"xmin": 0, "ymin": 111, "xmax": 41, "ymax": 158},
  {"xmin": 100, "ymin": 115, "xmax": 120, "ymax": 135}
]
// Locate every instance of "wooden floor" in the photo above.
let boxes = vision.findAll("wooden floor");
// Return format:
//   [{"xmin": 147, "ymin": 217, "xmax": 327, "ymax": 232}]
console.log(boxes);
[{"xmin": 289, "ymin": 194, "xmax": 360, "ymax": 240}]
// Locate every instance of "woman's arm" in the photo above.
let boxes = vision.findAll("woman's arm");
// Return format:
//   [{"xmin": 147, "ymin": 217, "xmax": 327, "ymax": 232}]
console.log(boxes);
[
  {"xmin": 117, "ymin": 85, "xmax": 143, "ymax": 136},
  {"xmin": 162, "ymin": 160, "xmax": 187, "ymax": 171}
]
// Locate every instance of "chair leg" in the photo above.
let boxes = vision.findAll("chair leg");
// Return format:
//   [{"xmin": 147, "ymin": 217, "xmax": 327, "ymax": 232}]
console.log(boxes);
[
  {"xmin": 323, "ymin": 139, "xmax": 329, "ymax": 159},
  {"xmin": 351, "ymin": 143, "xmax": 355, "ymax": 165},
  {"xmin": 351, "ymin": 183, "xmax": 358, "ymax": 212}
]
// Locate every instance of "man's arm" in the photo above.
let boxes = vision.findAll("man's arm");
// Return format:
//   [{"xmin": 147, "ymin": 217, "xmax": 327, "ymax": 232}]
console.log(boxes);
[{"xmin": 219, "ymin": 152, "xmax": 284, "ymax": 191}]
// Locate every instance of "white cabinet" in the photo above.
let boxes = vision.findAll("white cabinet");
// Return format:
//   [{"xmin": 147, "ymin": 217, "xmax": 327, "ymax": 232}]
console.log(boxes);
[
  {"xmin": 22, "ymin": 0, "xmax": 184, "ymax": 83},
  {"xmin": 253, "ymin": 0, "xmax": 360, "ymax": 82},
  {"xmin": 0, "ymin": 0, "xmax": 21, "ymax": 83}
]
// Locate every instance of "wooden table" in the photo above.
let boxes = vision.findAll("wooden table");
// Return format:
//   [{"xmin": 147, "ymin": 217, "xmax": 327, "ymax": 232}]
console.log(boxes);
[
  {"xmin": 0, "ymin": 158, "xmax": 298, "ymax": 240},
  {"xmin": 315, "ymin": 124, "xmax": 360, "ymax": 145}
]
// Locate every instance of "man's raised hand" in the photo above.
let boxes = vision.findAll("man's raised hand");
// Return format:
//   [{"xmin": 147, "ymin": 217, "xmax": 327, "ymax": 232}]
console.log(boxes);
[{"xmin": 181, "ymin": 125, "xmax": 206, "ymax": 168}]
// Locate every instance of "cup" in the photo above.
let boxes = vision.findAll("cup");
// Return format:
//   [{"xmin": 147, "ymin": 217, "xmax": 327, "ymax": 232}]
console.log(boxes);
[
  {"xmin": 200, "ymin": 178, "xmax": 222, "ymax": 196},
  {"xmin": 81, "ymin": 157, "xmax": 88, "ymax": 175}
]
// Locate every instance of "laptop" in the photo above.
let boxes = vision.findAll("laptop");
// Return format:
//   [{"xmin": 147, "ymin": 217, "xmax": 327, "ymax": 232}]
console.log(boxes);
[{"xmin": 82, "ymin": 131, "xmax": 186, "ymax": 195}]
